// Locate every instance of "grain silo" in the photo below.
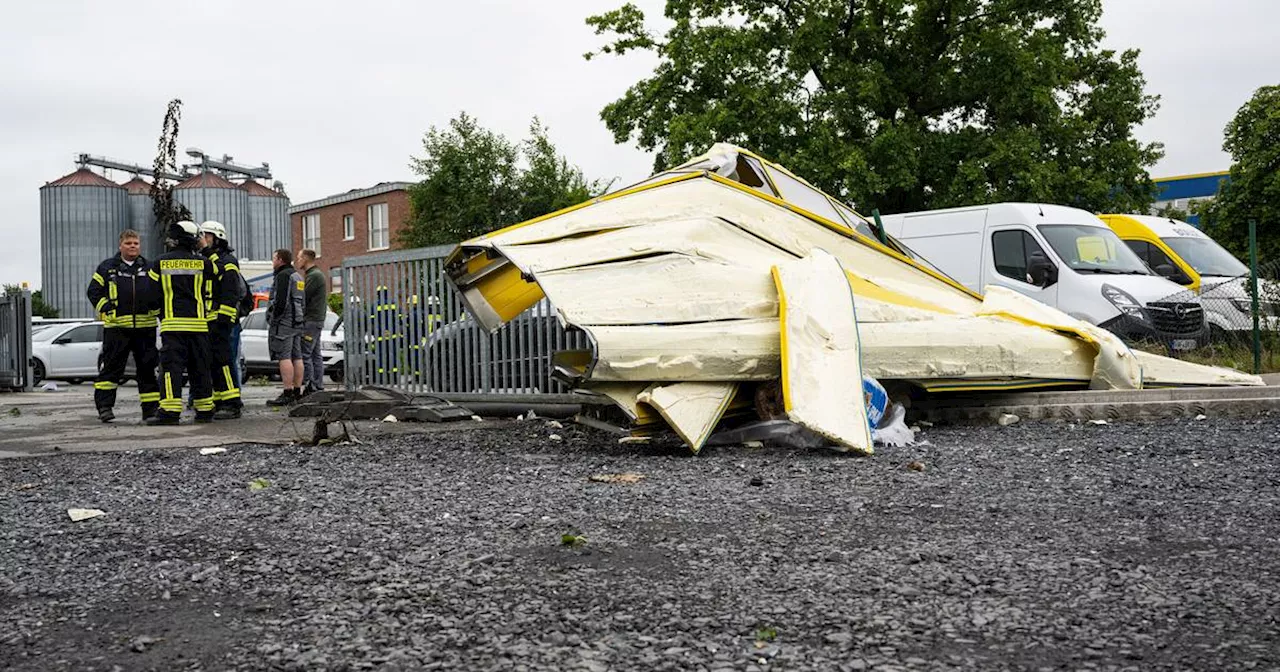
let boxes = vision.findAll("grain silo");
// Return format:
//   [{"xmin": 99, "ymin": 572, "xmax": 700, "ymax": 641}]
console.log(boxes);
[
  {"xmin": 120, "ymin": 176, "xmax": 161, "ymax": 260},
  {"xmin": 240, "ymin": 179, "xmax": 289, "ymax": 260},
  {"xmin": 174, "ymin": 171, "xmax": 249, "ymax": 248},
  {"xmin": 40, "ymin": 168, "xmax": 131, "ymax": 319}
]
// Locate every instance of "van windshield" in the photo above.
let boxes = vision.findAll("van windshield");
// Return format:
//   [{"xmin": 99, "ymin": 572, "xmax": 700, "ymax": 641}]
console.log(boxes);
[
  {"xmin": 1161, "ymin": 236, "xmax": 1248, "ymax": 277},
  {"xmin": 1037, "ymin": 224, "xmax": 1150, "ymax": 275}
]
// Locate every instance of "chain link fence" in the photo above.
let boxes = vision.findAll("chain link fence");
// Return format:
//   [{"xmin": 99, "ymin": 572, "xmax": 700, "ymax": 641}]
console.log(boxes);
[{"xmin": 1125, "ymin": 258, "xmax": 1280, "ymax": 374}]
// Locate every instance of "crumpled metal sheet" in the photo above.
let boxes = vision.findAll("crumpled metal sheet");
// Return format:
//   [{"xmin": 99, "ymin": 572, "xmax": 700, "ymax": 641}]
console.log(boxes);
[{"xmin": 445, "ymin": 146, "xmax": 1264, "ymax": 451}]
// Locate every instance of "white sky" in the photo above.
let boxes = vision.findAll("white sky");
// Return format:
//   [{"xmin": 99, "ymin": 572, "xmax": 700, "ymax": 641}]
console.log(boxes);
[{"xmin": 1, "ymin": 0, "xmax": 1275, "ymax": 288}]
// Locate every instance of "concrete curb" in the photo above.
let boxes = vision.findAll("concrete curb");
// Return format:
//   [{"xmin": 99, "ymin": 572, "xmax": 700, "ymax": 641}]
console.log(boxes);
[{"xmin": 913, "ymin": 385, "xmax": 1280, "ymax": 424}]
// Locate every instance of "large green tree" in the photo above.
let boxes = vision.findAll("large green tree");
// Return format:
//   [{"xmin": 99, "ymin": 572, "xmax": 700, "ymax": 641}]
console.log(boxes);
[
  {"xmin": 1200, "ymin": 85, "xmax": 1280, "ymax": 261},
  {"xmin": 585, "ymin": 0, "xmax": 1162, "ymax": 214},
  {"xmin": 401, "ymin": 113, "xmax": 603, "ymax": 247}
]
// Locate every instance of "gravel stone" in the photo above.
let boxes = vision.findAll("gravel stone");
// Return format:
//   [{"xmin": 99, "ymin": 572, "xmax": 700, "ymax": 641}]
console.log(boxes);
[{"xmin": 2, "ymin": 417, "xmax": 1279, "ymax": 670}]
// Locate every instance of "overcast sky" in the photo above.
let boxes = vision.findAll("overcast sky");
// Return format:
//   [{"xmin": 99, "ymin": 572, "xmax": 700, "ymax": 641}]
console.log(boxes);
[{"xmin": 1, "ymin": 0, "xmax": 1275, "ymax": 288}]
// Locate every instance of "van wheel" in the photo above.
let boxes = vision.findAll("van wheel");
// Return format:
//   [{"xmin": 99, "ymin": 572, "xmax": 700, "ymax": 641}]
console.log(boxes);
[{"xmin": 330, "ymin": 365, "xmax": 345, "ymax": 384}]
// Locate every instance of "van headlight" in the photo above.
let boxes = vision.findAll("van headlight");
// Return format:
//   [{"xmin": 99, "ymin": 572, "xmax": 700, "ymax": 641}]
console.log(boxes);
[
  {"xmin": 322, "ymin": 341, "xmax": 343, "ymax": 352},
  {"xmin": 1102, "ymin": 284, "xmax": 1149, "ymax": 323},
  {"xmin": 1232, "ymin": 298, "xmax": 1279, "ymax": 316}
]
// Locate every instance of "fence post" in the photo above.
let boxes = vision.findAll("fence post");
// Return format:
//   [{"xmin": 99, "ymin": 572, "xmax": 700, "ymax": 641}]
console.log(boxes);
[
  {"xmin": 871, "ymin": 209, "xmax": 889, "ymax": 246},
  {"xmin": 1249, "ymin": 219, "xmax": 1261, "ymax": 375}
]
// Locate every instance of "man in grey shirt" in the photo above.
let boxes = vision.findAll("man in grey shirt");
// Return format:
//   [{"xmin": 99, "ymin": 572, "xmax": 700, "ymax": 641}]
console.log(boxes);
[{"xmin": 297, "ymin": 248, "xmax": 328, "ymax": 396}]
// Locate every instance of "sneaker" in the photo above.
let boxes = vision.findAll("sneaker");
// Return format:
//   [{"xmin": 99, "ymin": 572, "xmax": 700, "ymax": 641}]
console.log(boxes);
[
  {"xmin": 144, "ymin": 414, "xmax": 180, "ymax": 426},
  {"xmin": 213, "ymin": 407, "xmax": 242, "ymax": 420},
  {"xmin": 194, "ymin": 411, "xmax": 215, "ymax": 424},
  {"xmin": 266, "ymin": 390, "xmax": 293, "ymax": 407},
  {"xmin": 97, "ymin": 408, "xmax": 115, "ymax": 423}
]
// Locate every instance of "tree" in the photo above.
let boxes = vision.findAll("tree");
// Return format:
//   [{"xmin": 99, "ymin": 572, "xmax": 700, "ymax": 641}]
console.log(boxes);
[
  {"xmin": 1199, "ymin": 86, "xmax": 1280, "ymax": 261},
  {"xmin": 401, "ymin": 114, "xmax": 604, "ymax": 247},
  {"xmin": 585, "ymin": 0, "xmax": 1163, "ymax": 214},
  {"xmin": 3, "ymin": 285, "xmax": 60, "ymax": 318}
]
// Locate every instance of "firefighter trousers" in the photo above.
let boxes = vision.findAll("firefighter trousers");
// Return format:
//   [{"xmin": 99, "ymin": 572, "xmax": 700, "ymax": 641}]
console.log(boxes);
[
  {"xmin": 94, "ymin": 327, "xmax": 160, "ymax": 415},
  {"xmin": 158, "ymin": 331, "xmax": 214, "ymax": 419},
  {"xmin": 209, "ymin": 321, "xmax": 242, "ymax": 409}
]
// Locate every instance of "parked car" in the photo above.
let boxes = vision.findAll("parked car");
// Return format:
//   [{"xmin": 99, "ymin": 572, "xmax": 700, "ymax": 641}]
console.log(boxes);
[
  {"xmin": 878, "ymin": 203, "xmax": 1207, "ymax": 351},
  {"xmin": 1100, "ymin": 214, "xmax": 1280, "ymax": 337},
  {"xmin": 29, "ymin": 321, "xmax": 102, "ymax": 385},
  {"xmin": 239, "ymin": 308, "xmax": 344, "ymax": 382}
]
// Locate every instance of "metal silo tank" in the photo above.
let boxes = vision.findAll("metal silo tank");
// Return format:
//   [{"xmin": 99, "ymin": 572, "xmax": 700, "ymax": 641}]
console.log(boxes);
[
  {"xmin": 121, "ymin": 176, "xmax": 161, "ymax": 260},
  {"xmin": 174, "ymin": 171, "xmax": 249, "ymax": 251},
  {"xmin": 241, "ymin": 179, "xmax": 290, "ymax": 261},
  {"xmin": 39, "ymin": 168, "xmax": 131, "ymax": 320}
]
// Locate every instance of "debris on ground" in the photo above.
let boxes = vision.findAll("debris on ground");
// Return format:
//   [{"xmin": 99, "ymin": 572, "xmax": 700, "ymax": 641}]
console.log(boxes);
[
  {"xmin": 198, "ymin": 447, "xmax": 227, "ymax": 455},
  {"xmin": 998, "ymin": 413, "xmax": 1021, "ymax": 426},
  {"xmin": 445, "ymin": 143, "xmax": 1262, "ymax": 453},
  {"xmin": 1089, "ymin": 419, "xmax": 1109, "ymax": 425},
  {"xmin": 248, "ymin": 478, "xmax": 271, "ymax": 491},
  {"xmin": 67, "ymin": 508, "xmax": 105, "ymax": 522},
  {"xmin": 588, "ymin": 473, "xmax": 644, "ymax": 484}
]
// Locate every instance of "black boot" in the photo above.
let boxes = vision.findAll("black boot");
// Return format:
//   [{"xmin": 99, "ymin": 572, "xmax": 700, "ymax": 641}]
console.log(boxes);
[
  {"xmin": 267, "ymin": 389, "xmax": 294, "ymax": 407},
  {"xmin": 194, "ymin": 410, "xmax": 215, "ymax": 424},
  {"xmin": 213, "ymin": 405, "xmax": 242, "ymax": 420},
  {"xmin": 145, "ymin": 413, "xmax": 180, "ymax": 426},
  {"xmin": 97, "ymin": 408, "xmax": 115, "ymax": 423}
]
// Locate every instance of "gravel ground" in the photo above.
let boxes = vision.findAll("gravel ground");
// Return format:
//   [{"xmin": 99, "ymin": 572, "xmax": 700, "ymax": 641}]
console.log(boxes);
[{"xmin": 3, "ymin": 416, "xmax": 1280, "ymax": 671}]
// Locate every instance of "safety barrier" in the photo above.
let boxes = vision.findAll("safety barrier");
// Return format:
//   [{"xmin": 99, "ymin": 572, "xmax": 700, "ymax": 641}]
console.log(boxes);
[
  {"xmin": 341, "ymin": 245, "xmax": 588, "ymax": 396},
  {"xmin": 0, "ymin": 290, "xmax": 34, "ymax": 391}
]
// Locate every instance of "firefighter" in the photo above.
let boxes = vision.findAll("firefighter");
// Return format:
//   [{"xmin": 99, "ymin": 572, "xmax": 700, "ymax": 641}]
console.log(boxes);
[
  {"xmin": 199, "ymin": 220, "xmax": 244, "ymax": 420},
  {"xmin": 145, "ymin": 220, "xmax": 217, "ymax": 425},
  {"xmin": 86, "ymin": 229, "xmax": 160, "ymax": 423},
  {"xmin": 368, "ymin": 285, "xmax": 400, "ymax": 380}
]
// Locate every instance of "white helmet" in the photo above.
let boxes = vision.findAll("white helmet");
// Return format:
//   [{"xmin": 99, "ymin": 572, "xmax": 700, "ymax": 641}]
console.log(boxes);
[
  {"xmin": 199, "ymin": 220, "xmax": 227, "ymax": 241},
  {"xmin": 172, "ymin": 220, "xmax": 200, "ymax": 238}
]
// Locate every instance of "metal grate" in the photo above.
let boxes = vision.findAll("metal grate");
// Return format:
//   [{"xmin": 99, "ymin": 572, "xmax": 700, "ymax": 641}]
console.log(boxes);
[
  {"xmin": 341, "ymin": 246, "xmax": 587, "ymax": 397},
  {"xmin": 0, "ymin": 290, "xmax": 34, "ymax": 391}
]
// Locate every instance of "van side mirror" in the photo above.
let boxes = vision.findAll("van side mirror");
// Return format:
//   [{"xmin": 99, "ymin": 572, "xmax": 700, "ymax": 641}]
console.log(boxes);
[
  {"xmin": 1155, "ymin": 263, "xmax": 1194, "ymax": 286},
  {"xmin": 1027, "ymin": 252, "xmax": 1058, "ymax": 288},
  {"xmin": 53, "ymin": 336, "xmax": 71, "ymax": 345}
]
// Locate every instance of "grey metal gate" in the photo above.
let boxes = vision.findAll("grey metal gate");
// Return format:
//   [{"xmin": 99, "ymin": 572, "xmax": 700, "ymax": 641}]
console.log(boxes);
[
  {"xmin": 341, "ymin": 245, "xmax": 587, "ymax": 396},
  {"xmin": 0, "ymin": 290, "xmax": 34, "ymax": 391}
]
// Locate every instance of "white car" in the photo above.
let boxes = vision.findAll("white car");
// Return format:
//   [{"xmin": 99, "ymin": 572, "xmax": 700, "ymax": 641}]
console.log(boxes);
[
  {"xmin": 239, "ymin": 308, "xmax": 344, "ymax": 382},
  {"xmin": 29, "ymin": 321, "xmax": 102, "ymax": 385}
]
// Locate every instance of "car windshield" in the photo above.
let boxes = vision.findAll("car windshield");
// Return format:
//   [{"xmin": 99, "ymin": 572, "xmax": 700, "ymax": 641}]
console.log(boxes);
[
  {"xmin": 32, "ymin": 325, "xmax": 63, "ymax": 341},
  {"xmin": 1038, "ymin": 224, "xmax": 1150, "ymax": 275},
  {"xmin": 1161, "ymin": 236, "xmax": 1248, "ymax": 277}
]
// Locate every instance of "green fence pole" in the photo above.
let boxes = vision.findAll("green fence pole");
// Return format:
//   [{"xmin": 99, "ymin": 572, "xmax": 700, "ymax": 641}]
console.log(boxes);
[
  {"xmin": 871, "ymin": 209, "xmax": 889, "ymax": 245},
  {"xmin": 1249, "ymin": 219, "xmax": 1261, "ymax": 375}
]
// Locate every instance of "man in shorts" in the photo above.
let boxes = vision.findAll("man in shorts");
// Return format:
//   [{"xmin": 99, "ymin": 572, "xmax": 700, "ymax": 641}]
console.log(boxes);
[{"xmin": 266, "ymin": 249, "xmax": 306, "ymax": 406}]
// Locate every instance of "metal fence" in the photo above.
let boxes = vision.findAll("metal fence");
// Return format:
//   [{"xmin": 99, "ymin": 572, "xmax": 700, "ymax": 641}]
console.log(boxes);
[
  {"xmin": 0, "ymin": 290, "xmax": 34, "ymax": 391},
  {"xmin": 341, "ymin": 245, "xmax": 588, "ymax": 396}
]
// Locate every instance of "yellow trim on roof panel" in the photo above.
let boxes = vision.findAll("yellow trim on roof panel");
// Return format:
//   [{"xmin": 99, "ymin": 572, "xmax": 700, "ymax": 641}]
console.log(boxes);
[{"xmin": 1153, "ymin": 170, "xmax": 1229, "ymax": 183}]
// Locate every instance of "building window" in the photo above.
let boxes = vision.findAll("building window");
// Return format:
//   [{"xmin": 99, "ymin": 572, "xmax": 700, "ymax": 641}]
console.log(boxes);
[
  {"xmin": 302, "ymin": 214, "xmax": 321, "ymax": 256},
  {"xmin": 343, "ymin": 214, "xmax": 355, "ymax": 241},
  {"xmin": 368, "ymin": 202, "xmax": 389, "ymax": 251}
]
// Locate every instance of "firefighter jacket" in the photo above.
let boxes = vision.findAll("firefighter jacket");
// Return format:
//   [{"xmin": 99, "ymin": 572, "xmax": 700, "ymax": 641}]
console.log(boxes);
[
  {"xmin": 87, "ymin": 253, "xmax": 159, "ymax": 329},
  {"xmin": 202, "ymin": 245, "xmax": 244, "ymax": 324},
  {"xmin": 147, "ymin": 250, "xmax": 216, "ymax": 334}
]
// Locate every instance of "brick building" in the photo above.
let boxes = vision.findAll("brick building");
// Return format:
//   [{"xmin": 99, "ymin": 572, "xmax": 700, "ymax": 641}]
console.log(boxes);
[{"xmin": 288, "ymin": 182, "xmax": 412, "ymax": 292}]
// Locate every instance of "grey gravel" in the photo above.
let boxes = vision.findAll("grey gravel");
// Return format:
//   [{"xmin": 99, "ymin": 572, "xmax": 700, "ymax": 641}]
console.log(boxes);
[{"xmin": 3, "ymin": 416, "xmax": 1280, "ymax": 671}]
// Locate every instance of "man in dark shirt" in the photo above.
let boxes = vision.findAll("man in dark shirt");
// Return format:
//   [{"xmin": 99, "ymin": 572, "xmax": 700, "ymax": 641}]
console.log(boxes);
[
  {"xmin": 296, "ymin": 249, "xmax": 328, "ymax": 396},
  {"xmin": 267, "ymin": 249, "xmax": 306, "ymax": 406},
  {"xmin": 86, "ymin": 229, "xmax": 160, "ymax": 423}
]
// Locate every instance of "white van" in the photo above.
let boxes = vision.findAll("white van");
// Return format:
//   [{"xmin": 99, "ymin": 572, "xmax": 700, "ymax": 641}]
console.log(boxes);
[
  {"xmin": 879, "ymin": 203, "xmax": 1206, "ymax": 350},
  {"xmin": 1100, "ymin": 214, "xmax": 1279, "ymax": 336}
]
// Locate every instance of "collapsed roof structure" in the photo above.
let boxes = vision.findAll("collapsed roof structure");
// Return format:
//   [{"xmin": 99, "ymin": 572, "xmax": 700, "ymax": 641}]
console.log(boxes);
[{"xmin": 445, "ymin": 145, "xmax": 1262, "ymax": 453}]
